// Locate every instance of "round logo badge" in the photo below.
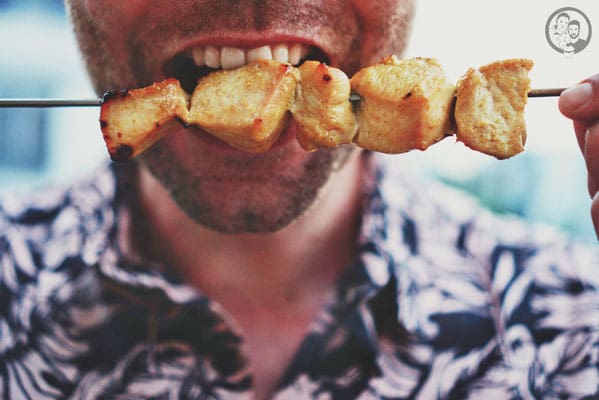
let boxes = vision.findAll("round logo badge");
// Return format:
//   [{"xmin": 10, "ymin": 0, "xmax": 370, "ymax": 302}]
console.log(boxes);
[
  {"xmin": 546, "ymin": 7, "xmax": 592, "ymax": 54},
  {"xmin": 545, "ymin": 7, "xmax": 592, "ymax": 54}
]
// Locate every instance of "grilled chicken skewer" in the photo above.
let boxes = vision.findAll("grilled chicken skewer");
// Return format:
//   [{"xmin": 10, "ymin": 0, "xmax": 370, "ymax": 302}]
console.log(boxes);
[
  {"xmin": 0, "ymin": 57, "xmax": 547, "ymax": 161},
  {"xmin": 0, "ymin": 88, "xmax": 564, "ymax": 108},
  {"xmin": 99, "ymin": 57, "xmax": 537, "ymax": 160}
]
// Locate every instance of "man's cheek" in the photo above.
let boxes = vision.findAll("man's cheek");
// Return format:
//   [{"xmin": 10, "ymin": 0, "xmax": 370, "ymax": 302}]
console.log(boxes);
[
  {"xmin": 351, "ymin": 0, "xmax": 405, "ymax": 17},
  {"xmin": 351, "ymin": 0, "xmax": 415, "ymax": 64},
  {"xmin": 83, "ymin": 0, "xmax": 148, "ymax": 30}
]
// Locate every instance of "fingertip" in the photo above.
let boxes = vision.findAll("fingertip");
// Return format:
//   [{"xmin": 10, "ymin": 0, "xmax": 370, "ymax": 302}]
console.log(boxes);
[
  {"xmin": 559, "ymin": 82, "xmax": 593, "ymax": 117},
  {"xmin": 559, "ymin": 73, "xmax": 599, "ymax": 120}
]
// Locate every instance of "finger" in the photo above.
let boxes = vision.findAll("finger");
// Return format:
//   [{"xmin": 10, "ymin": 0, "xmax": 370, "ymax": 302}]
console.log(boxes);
[
  {"xmin": 573, "ymin": 120, "xmax": 591, "ymax": 153},
  {"xmin": 573, "ymin": 121, "xmax": 594, "ymax": 198},
  {"xmin": 585, "ymin": 122, "xmax": 599, "ymax": 194},
  {"xmin": 592, "ymin": 193, "xmax": 599, "ymax": 240},
  {"xmin": 559, "ymin": 73, "xmax": 599, "ymax": 121},
  {"xmin": 589, "ymin": 174, "xmax": 597, "ymax": 199}
]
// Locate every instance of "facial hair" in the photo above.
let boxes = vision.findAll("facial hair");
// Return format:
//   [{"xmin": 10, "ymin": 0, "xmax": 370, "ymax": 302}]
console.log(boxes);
[
  {"xmin": 65, "ymin": 0, "xmax": 414, "ymax": 233},
  {"xmin": 139, "ymin": 138, "xmax": 355, "ymax": 233}
]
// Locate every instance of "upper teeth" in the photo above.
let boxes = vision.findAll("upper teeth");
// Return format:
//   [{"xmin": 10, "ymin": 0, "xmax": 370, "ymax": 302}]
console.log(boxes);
[{"xmin": 185, "ymin": 43, "xmax": 310, "ymax": 70}]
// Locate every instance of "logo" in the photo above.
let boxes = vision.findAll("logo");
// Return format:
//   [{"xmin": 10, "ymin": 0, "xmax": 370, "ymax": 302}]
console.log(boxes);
[{"xmin": 546, "ymin": 7, "xmax": 592, "ymax": 54}]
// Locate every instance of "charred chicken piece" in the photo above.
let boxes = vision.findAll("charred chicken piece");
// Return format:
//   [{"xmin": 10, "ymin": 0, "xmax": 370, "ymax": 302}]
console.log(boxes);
[
  {"xmin": 188, "ymin": 59, "xmax": 300, "ymax": 152},
  {"xmin": 100, "ymin": 79, "xmax": 189, "ymax": 161},
  {"xmin": 290, "ymin": 61, "xmax": 358, "ymax": 151},
  {"xmin": 99, "ymin": 57, "xmax": 534, "ymax": 161},
  {"xmin": 455, "ymin": 59, "xmax": 533, "ymax": 159},
  {"xmin": 350, "ymin": 56, "xmax": 456, "ymax": 154}
]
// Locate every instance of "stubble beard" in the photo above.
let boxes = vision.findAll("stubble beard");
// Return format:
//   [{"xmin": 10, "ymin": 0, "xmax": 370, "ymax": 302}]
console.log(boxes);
[
  {"xmin": 65, "ymin": 0, "xmax": 413, "ymax": 233},
  {"xmin": 139, "ymin": 141, "xmax": 356, "ymax": 233}
]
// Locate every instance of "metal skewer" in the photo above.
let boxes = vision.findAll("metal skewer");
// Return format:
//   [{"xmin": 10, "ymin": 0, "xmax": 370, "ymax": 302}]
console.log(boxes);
[
  {"xmin": 347, "ymin": 88, "xmax": 566, "ymax": 104},
  {"xmin": 527, "ymin": 88, "xmax": 566, "ymax": 97},
  {"xmin": 0, "ymin": 99, "xmax": 101, "ymax": 108},
  {"xmin": 0, "ymin": 88, "xmax": 566, "ymax": 108}
]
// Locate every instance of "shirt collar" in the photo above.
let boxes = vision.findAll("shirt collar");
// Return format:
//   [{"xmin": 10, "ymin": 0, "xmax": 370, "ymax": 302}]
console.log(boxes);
[{"xmin": 89, "ymin": 156, "xmax": 413, "ymax": 315}]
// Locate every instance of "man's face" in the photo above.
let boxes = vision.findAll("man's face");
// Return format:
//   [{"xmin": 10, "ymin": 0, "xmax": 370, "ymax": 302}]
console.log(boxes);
[
  {"xmin": 569, "ymin": 24, "xmax": 580, "ymax": 39},
  {"xmin": 65, "ymin": 0, "xmax": 415, "ymax": 233}
]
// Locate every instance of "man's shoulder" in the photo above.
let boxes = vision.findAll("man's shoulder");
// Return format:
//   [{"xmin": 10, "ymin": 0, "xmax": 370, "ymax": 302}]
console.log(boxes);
[
  {"xmin": 0, "ymin": 164, "xmax": 117, "ymax": 272},
  {"xmin": 374, "ymin": 154, "xmax": 598, "ymax": 305},
  {"xmin": 373, "ymin": 153, "xmax": 595, "ymax": 257},
  {"xmin": 369, "ymin": 155, "xmax": 599, "ymax": 397},
  {"xmin": 574, "ymin": 39, "xmax": 588, "ymax": 50}
]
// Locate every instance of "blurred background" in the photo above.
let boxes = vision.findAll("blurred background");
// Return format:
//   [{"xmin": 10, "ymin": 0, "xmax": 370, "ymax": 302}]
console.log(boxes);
[
  {"xmin": 0, "ymin": 0, "xmax": 597, "ymax": 243},
  {"xmin": 0, "ymin": 0, "xmax": 104, "ymax": 191}
]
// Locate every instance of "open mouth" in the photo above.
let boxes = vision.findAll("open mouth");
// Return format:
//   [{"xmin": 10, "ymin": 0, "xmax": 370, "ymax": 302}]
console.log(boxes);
[{"xmin": 164, "ymin": 43, "xmax": 330, "ymax": 93}]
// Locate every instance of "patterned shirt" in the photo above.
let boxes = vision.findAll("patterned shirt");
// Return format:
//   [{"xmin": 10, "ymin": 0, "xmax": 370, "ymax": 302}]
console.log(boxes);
[{"xmin": 0, "ymin": 154, "xmax": 597, "ymax": 399}]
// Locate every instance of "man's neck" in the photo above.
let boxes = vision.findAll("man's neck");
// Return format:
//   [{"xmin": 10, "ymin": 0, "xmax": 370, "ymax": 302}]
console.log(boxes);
[
  {"xmin": 121, "ymin": 150, "xmax": 365, "ymax": 399},
  {"xmin": 126, "ymin": 150, "xmax": 365, "ymax": 304}
]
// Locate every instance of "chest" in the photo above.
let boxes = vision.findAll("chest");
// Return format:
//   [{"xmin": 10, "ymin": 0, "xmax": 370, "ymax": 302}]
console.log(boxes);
[
  {"xmin": 228, "ymin": 303, "xmax": 325, "ymax": 399},
  {"xmin": 5, "ymin": 283, "xmax": 534, "ymax": 400},
  {"xmin": 13, "ymin": 281, "xmax": 337, "ymax": 398}
]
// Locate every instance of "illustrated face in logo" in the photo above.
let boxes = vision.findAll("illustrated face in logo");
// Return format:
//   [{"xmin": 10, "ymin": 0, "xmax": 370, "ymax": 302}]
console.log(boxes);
[
  {"xmin": 546, "ymin": 7, "xmax": 592, "ymax": 55},
  {"xmin": 568, "ymin": 21, "xmax": 580, "ymax": 40},
  {"xmin": 556, "ymin": 14, "xmax": 570, "ymax": 34}
]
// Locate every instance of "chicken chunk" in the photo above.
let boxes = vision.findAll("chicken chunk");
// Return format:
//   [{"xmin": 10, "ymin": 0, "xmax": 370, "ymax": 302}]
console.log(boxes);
[
  {"xmin": 350, "ymin": 56, "xmax": 455, "ymax": 154},
  {"xmin": 455, "ymin": 58, "xmax": 533, "ymax": 159},
  {"xmin": 99, "ymin": 79, "xmax": 189, "ymax": 161},
  {"xmin": 290, "ymin": 61, "xmax": 358, "ymax": 151},
  {"xmin": 188, "ymin": 59, "xmax": 300, "ymax": 152},
  {"xmin": 99, "ymin": 57, "xmax": 535, "ymax": 162}
]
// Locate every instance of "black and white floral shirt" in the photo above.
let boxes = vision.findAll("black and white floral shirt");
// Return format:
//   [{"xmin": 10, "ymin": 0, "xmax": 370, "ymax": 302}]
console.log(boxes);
[{"xmin": 0, "ymin": 154, "xmax": 597, "ymax": 399}]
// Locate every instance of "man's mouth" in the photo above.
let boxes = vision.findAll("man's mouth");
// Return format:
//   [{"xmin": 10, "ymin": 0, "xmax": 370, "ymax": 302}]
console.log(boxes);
[{"xmin": 166, "ymin": 43, "xmax": 330, "ymax": 93}]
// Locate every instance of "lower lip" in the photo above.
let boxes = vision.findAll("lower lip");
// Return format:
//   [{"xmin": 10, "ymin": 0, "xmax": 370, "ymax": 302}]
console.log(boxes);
[{"xmin": 186, "ymin": 118, "xmax": 299, "ymax": 153}]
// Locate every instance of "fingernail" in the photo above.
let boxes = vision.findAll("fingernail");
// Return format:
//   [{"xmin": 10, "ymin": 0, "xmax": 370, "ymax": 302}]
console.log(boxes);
[{"xmin": 560, "ymin": 82, "xmax": 593, "ymax": 110}]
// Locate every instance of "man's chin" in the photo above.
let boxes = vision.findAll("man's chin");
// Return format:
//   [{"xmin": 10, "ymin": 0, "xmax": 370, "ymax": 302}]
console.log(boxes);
[
  {"xmin": 139, "ymin": 136, "xmax": 356, "ymax": 234},
  {"xmin": 180, "ymin": 200, "xmax": 307, "ymax": 234}
]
